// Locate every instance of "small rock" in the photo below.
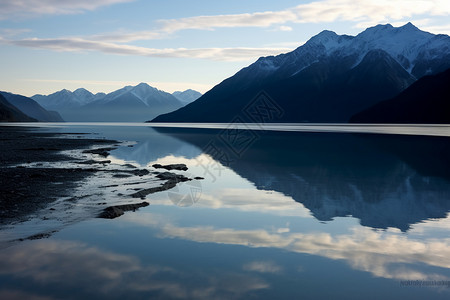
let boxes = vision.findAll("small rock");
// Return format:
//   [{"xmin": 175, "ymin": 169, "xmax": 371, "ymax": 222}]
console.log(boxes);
[
  {"xmin": 83, "ymin": 147, "xmax": 117, "ymax": 157},
  {"xmin": 152, "ymin": 163, "xmax": 188, "ymax": 171},
  {"xmin": 98, "ymin": 202, "xmax": 149, "ymax": 219}
]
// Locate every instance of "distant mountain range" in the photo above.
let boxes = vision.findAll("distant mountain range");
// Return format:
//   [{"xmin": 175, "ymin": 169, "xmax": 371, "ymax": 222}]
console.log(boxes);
[
  {"xmin": 153, "ymin": 23, "xmax": 450, "ymax": 123},
  {"xmin": 350, "ymin": 67, "xmax": 450, "ymax": 123},
  {"xmin": 172, "ymin": 89, "xmax": 202, "ymax": 105},
  {"xmin": 0, "ymin": 92, "xmax": 63, "ymax": 122},
  {"xmin": 32, "ymin": 84, "xmax": 202, "ymax": 122},
  {"xmin": 0, "ymin": 93, "xmax": 37, "ymax": 122}
]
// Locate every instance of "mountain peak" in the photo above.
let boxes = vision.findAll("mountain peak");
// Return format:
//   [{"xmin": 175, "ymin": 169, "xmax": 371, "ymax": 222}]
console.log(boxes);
[
  {"xmin": 74, "ymin": 87, "xmax": 90, "ymax": 93},
  {"xmin": 73, "ymin": 88, "xmax": 94, "ymax": 97},
  {"xmin": 136, "ymin": 82, "xmax": 150, "ymax": 88},
  {"xmin": 305, "ymin": 30, "xmax": 352, "ymax": 53},
  {"xmin": 400, "ymin": 22, "xmax": 419, "ymax": 31},
  {"xmin": 308, "ymin": 30, "xmax": 338, "ymax": 44}
]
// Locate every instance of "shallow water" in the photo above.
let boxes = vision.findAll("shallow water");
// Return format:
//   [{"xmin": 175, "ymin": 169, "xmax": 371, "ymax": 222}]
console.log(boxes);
[{"xmin": 1, "ymin": 123, "xmax": 449, "ymax": 299}]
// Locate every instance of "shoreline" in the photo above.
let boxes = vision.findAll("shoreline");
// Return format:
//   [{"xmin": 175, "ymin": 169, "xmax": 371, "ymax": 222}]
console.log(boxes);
[
  {"xmin": 0, "ymin": 126, "xmax": 120, "ymax": 225},
  {"xmin": 0, "ymin": 126, "xmax": 202, "ymax": 243}
]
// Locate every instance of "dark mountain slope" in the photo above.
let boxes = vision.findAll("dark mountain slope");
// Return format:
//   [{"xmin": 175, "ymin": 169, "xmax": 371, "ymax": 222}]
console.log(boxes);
[
  {"xmin": 1, "ymin": 92, "xmax": 64, "ymax": 122},
  {"xmin": 350, "ymin": 68, "xmax": 450, "ymax": 123},
  {"xmin": 0, "ymin": 94, "xmax": 37, "ymax": 122},
  {"xmin": 152, "ymin": 23, "xmax": 450, "ymax": 123}
]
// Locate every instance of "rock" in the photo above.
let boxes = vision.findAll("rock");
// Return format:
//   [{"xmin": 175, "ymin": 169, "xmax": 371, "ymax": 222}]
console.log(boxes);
[
  {"xmin": 98, "ymin": 201, "xmax": 149, "ymax": 219},
  {"xmin": 131, "ymin": 169, "xmax": 150, "ymax": 176},
  {"xmin": 77, "ymin": 160, "xmax": 111, "ymax": 165},
  {"xmin": 129, "ymin": 172, "xmax": 191, "ymax": 199},
  {"xmin": 123, "ymin": 164, "xmax": 137, "ymax": 169},
  {"xmin": 152, "ymin": 163, "xmax": 188, "ymax": 171},
  {"xmin": 156, "ymin": 172, "xmax": 190, "ymax": 182},
  {"xmin": 112, "ymin": 174, "xmax": 132, "ymax": 178},
  {"xmin": 194, "ymin": 177, "xmax": 205, "ymax": 180},
  {"xmin": 82, "ymin": 147, "xmax": 117, "ymax": 157}
]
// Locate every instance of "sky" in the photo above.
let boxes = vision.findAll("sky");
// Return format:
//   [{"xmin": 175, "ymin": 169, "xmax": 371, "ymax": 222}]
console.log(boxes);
[{"xmin": 0, "ymin": 0, "xmax": 449, "ymax": 97}]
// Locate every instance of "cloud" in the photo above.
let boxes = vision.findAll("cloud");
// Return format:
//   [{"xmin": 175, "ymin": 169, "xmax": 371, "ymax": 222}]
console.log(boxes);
[
  {"xmin": 155, "ymin": 0, "xmax": 450, "ymax": 35},
  {"xmin": 89, "ymin": 31, "xmax": 164, "ymax": 43},
  {"xmin": 0, "ymin": 28, "xmax": 31, "ymax": 37},
  {"xmin": 1, "ymin": 37, "xmax": 292, "ymax": 61},
  {"xmin": 2, "ymin": 0, "xmax": 449, "ymax": 62},
  {"xmin": 0, "ymin": 240, "xmax": 269, "ymax": 299},
  {"xmin": 243, "ymin": 261, "xmax": 283, "ymax": 274},
  {"xmin": 159, "ymin": 10, "xmax": 298, "ymax": 33},
  {"xmin": 122, "ymin": 211, "xmax": 450, "ymax": 282},
  {"xmin": 278, "ymin": 26, "xmax": 293, "ymax": 32},
  {"xmin": 0, "ymin": 0, "xmax": 133, "ymax": 20},
  {"xmin": 293, "ymin": 0, "xmax": 450, "ymax": 28},
  {"xmin": 421, "ymin": 24, "xmax": 450, "ymax": 35}
]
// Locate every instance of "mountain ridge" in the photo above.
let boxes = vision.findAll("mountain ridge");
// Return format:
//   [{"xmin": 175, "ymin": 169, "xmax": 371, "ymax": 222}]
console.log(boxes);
[
  {"xmin": 32, "ymin": 83, "xmax": 200, "ymax": 122},
  {"xmin": 350, "ymin": 67, "xmax": 450, "ymax": 123},
  {"xmin": 0, "ymin": 92, "xmax": 63, "ymax": 122},
  {"xmin": 0, "ymin": 94, "xmax": 37, "ymax": 122},
  {"xmin": 153, "ymin": 23, "xmax": 450, "ymax": 123}
]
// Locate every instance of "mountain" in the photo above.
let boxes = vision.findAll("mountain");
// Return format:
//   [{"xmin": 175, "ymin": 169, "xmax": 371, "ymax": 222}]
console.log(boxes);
[
  {"xmin": 0, "ymin": 92, "xmax": 64, "ymax": 122},
  {"xmin": 153, "ymin": 23, "xmax": 450, "ymax": 123},
  {"xmin": 350, "ymin": 68, "xmax": 450, "ymax": 123},
  {"xmin": 0, "ymin": 94, "xmax": 37, "ymax": 122},
  {"xmin": 172, "ymin": 89, "xmax": 202, "ymax": 105},
  {"xmin": 33, "ymin": 83, "xmax": 184, "ymax": 122},
  {"xmin": 32, "ymin": 88, "xmax": 102, "ymax": 110},
  {"xmin": 155, "ymin": 127, "xmax": 450, "ymax": 231}
]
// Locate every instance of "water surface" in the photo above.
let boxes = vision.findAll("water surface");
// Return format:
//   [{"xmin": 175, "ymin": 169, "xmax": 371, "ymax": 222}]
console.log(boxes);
[{"xmin": 1, "ymin": 123, "xmax": 449, "ymax": 299}]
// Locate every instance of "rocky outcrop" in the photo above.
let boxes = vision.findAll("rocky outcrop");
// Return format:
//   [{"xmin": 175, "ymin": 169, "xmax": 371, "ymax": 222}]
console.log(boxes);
[{"xmin": 98, "ymin": 202, "xmax": 150, "ymax": 219}]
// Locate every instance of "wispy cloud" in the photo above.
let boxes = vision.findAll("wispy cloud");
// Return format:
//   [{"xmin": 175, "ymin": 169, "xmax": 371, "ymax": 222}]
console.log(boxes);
[
  {"xmin": 0, "ymin": 0, "xmax": 134, "ymax": 20},
  {"xmin": 158, "ymin": 10, "xmax": 297, "ymax": 33},
  {"xmin": 156, "ymin": 0, "xmax": 450, "ymax": 34},
  {"xmin": 89, "ymin": 30, "xmax": 164, "ymax": 43},
  {"xmin": 0, "ymin": 28, "xmax": 31, "ymax": 37},
  {"xmin": 294, "ymin": 0, "xmax": 450, "ymax": 27},
  {"xmin": 1, "ymin": 0, "xmax": 449, "ymax": 62},
  {"xmin": 2, "ymin": 37, "xmax": 292, "ymax": 61},
  {"xmin": 243, "ymin": 261, "xmax": 283, "ymax": 274}
]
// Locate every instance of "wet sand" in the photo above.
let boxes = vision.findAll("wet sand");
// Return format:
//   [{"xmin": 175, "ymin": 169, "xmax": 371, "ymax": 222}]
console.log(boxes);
[
  {"xmin": 0, "ymin": 126, "xmax": 119, "ymax": 225},
  {"xmin": 0, "ymin": 126, "xmax": 203, "ymax": 243}
]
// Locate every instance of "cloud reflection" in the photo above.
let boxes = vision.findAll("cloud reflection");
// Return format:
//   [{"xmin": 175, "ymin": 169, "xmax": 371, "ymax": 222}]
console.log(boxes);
[
  {"xmin": 124, "ymin": 212, "xmax": 450, "ymax": 282},
  {"xmin": 0, "ymin": 240, "xmax": 269, "ymax": 299}
]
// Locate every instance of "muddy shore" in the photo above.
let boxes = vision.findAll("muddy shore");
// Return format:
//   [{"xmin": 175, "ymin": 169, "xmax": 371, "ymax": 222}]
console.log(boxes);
[
  {"xmin": 0, "ymin": 126, "xmax": 203, "ymax": 235},
  {"xmin": 0, "ymin": 126, "xmax": 120, "ymax": 225}
]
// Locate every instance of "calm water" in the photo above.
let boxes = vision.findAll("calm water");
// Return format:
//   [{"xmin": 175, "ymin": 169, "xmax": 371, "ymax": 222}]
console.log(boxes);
[{"xmin": 1, "ymin": 123, "xmax": 450, "ymax": 299}]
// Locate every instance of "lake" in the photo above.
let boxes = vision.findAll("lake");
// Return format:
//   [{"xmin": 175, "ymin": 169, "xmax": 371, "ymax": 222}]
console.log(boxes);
[{"xmin": 1, "ymin": 123, "xmax": 450, "ymax": 299}]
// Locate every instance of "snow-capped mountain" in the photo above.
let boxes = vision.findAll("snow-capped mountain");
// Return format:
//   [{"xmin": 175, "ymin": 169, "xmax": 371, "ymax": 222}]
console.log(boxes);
[
  {"xmin": 153, "ymin": 23, "xmax": 450, "ymax": 123},
  {"xmin": 244, "ymin": 22, "xmax": 449, "ymax": 82},
  {"xmin": 172, "ymin": 89, "xmax": 202, "ymax": 105},
  {"xmin": 32, "ymin": 88, "xmax": 101, "ymax": 110},
  {"xmin": 33, "ymin": 83, "xmax": 184, "ymax": 122}
]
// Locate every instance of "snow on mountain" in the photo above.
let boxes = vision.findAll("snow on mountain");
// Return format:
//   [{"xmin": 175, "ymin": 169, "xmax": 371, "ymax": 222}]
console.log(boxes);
[
  {"xmin": 251, "ymin": 22, "xmax": 449, "ymax": 80},
  {"xmin": 32, "ymin": 83, "xmax": 186, "ymax": 121},
  {"xmin": 33, "ymin": 88, "xmax": 97, "ymax": 109},
  {"xmin": 153, "ymin": 22, "xmax": 450, "ymax": 123},
  {"xmin": 172, "ymin": 89, "xmax": 202, "ymax": 104},
  {"xmin": 72, "ymin": 88, "xmax": 95, "ymax": 105}
]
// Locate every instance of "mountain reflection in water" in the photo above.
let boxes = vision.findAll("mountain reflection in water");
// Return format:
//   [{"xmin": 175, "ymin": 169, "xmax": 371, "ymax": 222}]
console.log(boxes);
[{"xmin": 153, "ymin": 128, "xmax": 450, "ymax": 231}]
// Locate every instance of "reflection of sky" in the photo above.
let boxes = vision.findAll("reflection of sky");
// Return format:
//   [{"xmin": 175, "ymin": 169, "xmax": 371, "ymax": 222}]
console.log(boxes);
[{"xmin": 1, "ymin": 125, "xmax": 449, "ymax": 299}]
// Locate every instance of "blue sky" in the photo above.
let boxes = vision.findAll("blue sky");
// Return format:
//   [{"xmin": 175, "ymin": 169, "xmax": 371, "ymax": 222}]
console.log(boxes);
[{"xmin": 1, "ymin": 0, "xmax": 449, "ymax": 96}]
